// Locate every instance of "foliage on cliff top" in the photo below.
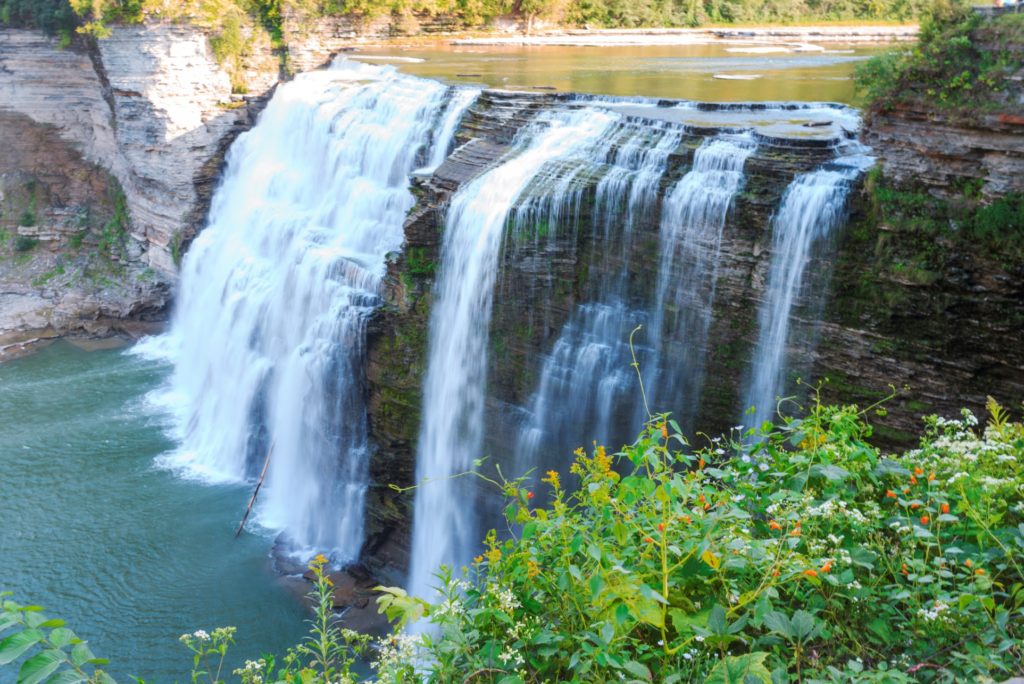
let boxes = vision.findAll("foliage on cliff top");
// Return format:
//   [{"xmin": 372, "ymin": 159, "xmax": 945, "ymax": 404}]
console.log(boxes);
[
  {"xmin": 856, "ymin": 1, "xmax": 1024, "ymax": 121},
  {"xmin": 2, "ymin": 0, "xmax": 932, "ymax": 38},
  {"xmin": 4, "ymin": 395, "xmax": 1023, "ymax": 683}
]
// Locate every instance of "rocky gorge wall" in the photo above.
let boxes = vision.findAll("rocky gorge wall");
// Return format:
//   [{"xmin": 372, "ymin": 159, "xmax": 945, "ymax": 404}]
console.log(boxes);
[
  {"xmin": 358, "ymin": 91, "xmax": 1024, "ymax": 582},
  {"xmin": 0, "ymin": 25, "xmax": 275, "ymax": 353}
]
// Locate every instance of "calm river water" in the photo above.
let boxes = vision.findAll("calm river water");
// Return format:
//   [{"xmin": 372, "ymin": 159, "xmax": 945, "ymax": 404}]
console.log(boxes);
[{"xmin": 0, "ymin": 342, "xmax": 306, "ymax": 683}]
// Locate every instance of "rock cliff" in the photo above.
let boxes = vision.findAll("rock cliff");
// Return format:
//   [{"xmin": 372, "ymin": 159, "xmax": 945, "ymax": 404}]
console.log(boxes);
[
  {"xmin": 0, "ymin": 25, "xmax": 276, "ymax": 353},
  {"xmin": 359, "ymin": 90, "xmax": 1024, "ymax": 581}
]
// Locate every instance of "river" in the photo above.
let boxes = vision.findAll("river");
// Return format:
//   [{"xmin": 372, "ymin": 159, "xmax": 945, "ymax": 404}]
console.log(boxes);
[{"xmin": 0, "ymin": 342, "xmax": 306, "ymax": 683}]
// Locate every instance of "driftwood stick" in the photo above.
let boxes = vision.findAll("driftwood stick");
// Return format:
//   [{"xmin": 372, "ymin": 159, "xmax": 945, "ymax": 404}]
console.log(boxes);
[{"xmin": 235, "ymin": 444, "xmax": 274, "ymax": 538}]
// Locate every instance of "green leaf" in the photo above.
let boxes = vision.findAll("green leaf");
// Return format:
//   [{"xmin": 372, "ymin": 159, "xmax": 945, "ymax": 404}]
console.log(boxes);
[
  {"xmin": 621, "ymin": 660, "xmax": 651, "ymax": 681},
  {"xmin": 762, "ymin": 611, "xmax": 792, "ymax": 638},
  {"xmin": 48, "ymin": 629, "xmax": 75, "ymax": 650},
  {"xmin": 17, "ymin": 649, "xmax": 64, "ymax": 684},
  {"xmin": 705, "ymin": 652, "xmax": 772, "ymax": 684},
  {"xmin": 0, "ymin": 630, "xmax": 44, "ymax": 665},
  {"xmin": 44, "ymin": 671, "xmax": 87, "ymax": 684},
  {"xmin": 69, "ymin": 644, "xmax": 95, "ymax": 668}
]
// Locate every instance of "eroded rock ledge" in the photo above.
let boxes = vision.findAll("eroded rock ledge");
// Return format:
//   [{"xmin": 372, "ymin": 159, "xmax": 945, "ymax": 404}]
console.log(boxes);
[{"xmin": 0, "ymin": 26, "xmax": 277, "ymax": 353}]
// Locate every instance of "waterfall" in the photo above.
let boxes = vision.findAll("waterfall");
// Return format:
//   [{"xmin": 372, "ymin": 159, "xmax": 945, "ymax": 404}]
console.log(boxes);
[
  {"xmin": 644, "ymin": 134, "xmax": 756, "ymax": 429},
  {"xmin": 408, "ymin": 108, "xmax": 623, "ymax": 598},
  {"xmin": 512, "ymin": 120, "xmax": 686, "ymax": 469},
  {"xmin": 742, "ymin": 153, "xmax": 868, "ymax": 430},
  {"xmin": 151, "ymin": 61, "xmax": 452, "ymax": 561},
  {"xmin": 422, "ymin": 87, "xmax": 480, "ymax": 173}
]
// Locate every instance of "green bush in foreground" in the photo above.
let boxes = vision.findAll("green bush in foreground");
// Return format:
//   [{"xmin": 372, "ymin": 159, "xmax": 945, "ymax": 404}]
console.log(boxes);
[{"xmin": 3, "ymin": 397, "xmax": 1023, "ymax": 682}]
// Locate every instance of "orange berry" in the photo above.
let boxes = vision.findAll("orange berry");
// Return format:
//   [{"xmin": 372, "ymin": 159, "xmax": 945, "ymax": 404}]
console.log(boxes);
[
  {"xmin": 886, "ymin": 490, "xmax": 897, "ymax": 499},
  {"xmin": 698, "ymin": 494, "xmax": 706, "ymax": 504},
  {"xmin": 920, "ymin": 515, "xmax": 929, "ymax": 525},
  {"xmin": 769, "ymin": 520, "xmax": 782, "ymax": 531},
  {"xmin": 940, "ymin": 502, "xmax": 950, "ymax": 514},
  {"xmin": 526, "ymin": 491, "xmax": 535, "ymax": 499},
  {"xmin": 657, "ymin": 522, "xmax": 666, "ymax": 532},
  {"xmin": 804, "ymin": 569, "xmax": 818, "ymax": 577},
  {"xmin": 901, "ymin": 564, "xmax": 909, "ymax": 575},
  {"xmin": 644, "ymin": 536, "xmax": 655, "ymax": 544}
]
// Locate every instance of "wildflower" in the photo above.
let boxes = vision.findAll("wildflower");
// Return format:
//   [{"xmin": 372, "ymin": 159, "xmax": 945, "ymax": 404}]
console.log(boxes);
[
  {"xmin": 678, "ymin": 514, "xmax": 692, "ymax": 524},
  {"xmin": 886, "ymin": 490, "xmax": 897, "ymax": 499},
  {"xmin": 820, "ymin": 560, "xmax": 833, "ymax": 573},
  {"xmin": 772, "ymin": 569, "xmax": 780, "ymax": 577},
  {"xmin": 965, "ymin": 559, "xmax": 973, "ymax": 568},
  {"xmin": 657, "ymin": 522, "xmax": 666, "ymax": 532},
  {"xmin": 901, "ymin": 564, "xmax": 909, "ymax": 575},
  {"xmin": 769, "ymin": 520, "xmax": 782, "ymax": 531},
  {"xmin": 192, "ymin": 630, "xmax": 210, "ymax": 641},
  {"xmin": 975, "ymin": 568, "xmax": 985, "ymax": 575},
  {"xmin": 543, "ymin": 470, "xmax": 560, "ymax": 489},
  {"xmin": 919, "ymin": 515, "xmax": 929, "ymax": 525},
  {"xmin": 928, "ymin": 472, "xmax": 936, "ymax": 482},
  {"xmin": 804, "ymin": 569, "xmax": 818, "ymax": 578},
  {"xmin": 526, "ymin": 491, "xmax": 535, "ymax": 500},
  {"xmin": 660, "ymin": 423, "xmax": 668, "ymax": 439},
  {"xmin": 527, "ymin": 559, "xmax": 540, "ymax": 578},
  {"xmin": 914, "ymin": 466, "xmax": 924, "ymax": 476},
  {"xmin": 910, "ymin": 502, "xmax": 920, "ymax": 510},
  {"xmin": 698, "ymin": 458, "xmax": 706, "ymax": 469},
  {"xmin": 473, "ymin": 555, "xmax": 483, "ymax": 564},
  {"xmin": 789, "ymin": 523, "xmax": 802, "ymax": 537},
  {"xmin": 485, "ymin": 547, "xmax": 502, "ymax": 564},
  {"xmin": 940, "ymin": 502, "xmax": 950, "ymax": 514},
  {"xmin": 910, "ymin": 475, "xmax": 918, "ymax": 485},
  {"xmin": 644, "ymin": 536, "xmax": 655, "ymax": 544}
]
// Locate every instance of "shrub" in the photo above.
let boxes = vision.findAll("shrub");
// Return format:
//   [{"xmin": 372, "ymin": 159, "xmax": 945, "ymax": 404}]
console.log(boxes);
[
  {"xmin": 380, "ymin": 396, "xmax": 1024, "ymax": 682},
  {"xmin": 13, "ymin": 235, "xmax": 39, "ymax": 252}
]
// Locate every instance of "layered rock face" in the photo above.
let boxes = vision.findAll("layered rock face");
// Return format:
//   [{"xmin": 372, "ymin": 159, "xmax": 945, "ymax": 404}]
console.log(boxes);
[
  {"xmin": 0, "ymin": 26, "xmax": 275, "ymax": 351},
  {"xmin": 863, "ymin": 107, "xmax": 1024, "ymax": 201},
  {"xmin": 360, "ymin": 90, "xmax": 1024, "ymax": 580}
]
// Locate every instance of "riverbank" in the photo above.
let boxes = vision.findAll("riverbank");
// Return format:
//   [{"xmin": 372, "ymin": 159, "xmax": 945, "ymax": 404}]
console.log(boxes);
[{"xmin": 447, "ymin": 24, "xmax": 917, "ymax": 47}]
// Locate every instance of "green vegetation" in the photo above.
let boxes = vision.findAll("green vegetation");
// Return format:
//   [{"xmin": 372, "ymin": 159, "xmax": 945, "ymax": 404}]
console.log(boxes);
[
  {"xmin": 856, "ymin": 2, "xmax": 1024, "ymax": 120},
  {"xmin": 864, "ymin": 167, "xmax": 1024, "ymax": 255},
  {"xmin": 2, "ymin": 0, "xmax": 930, "ymax": 41},
  {"xmin": 4, "ymin": 394, "xmax": 1023, "ymax": 682},
  {"xmin": 13, "ymin": 235, "xmax": 39, "ymax": 252}
]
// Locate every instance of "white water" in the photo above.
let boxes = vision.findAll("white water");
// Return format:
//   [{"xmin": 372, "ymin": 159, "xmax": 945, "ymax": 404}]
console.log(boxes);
[
  {"xmin": 644, "ymin": 134, "xmax": 755, "ymax": 428},
  {"xmin": 148, "ymin": 61, "xmax": 451, "ymax": 561},
  {"xmin": 423, "ymin": 87, "xmax": 481, "ymax": 173},
  {"xmin": 743, "ymin": 153, "xmax": 868, "ymax": 429},
  {"xmin": 409, "ymin": 108, "xmax": 621, "ymax": 598},
  {"xmin": 512, "ymin": 119, "xmax": 686, "ymax": 469}
]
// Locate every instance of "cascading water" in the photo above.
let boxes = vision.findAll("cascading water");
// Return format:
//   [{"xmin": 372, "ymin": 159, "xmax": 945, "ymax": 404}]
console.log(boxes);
[
  {"xmin": 643, "ymin": 134, "xmax": 756, "ymax": 429},
  {"xmin": 742, "ymin": 150, "xmax": 870, "ymax": 429},
  {"xmin": 513, "ymin": 120, "xmax": 686, "ymax": 469},
  {"xmin": 148, "ymin": 60, "xmax": 457, "ymax": 560},
  {"xmin": 408, "ymin": 108, "xmax": 625, "ymax": 598},
  {"xmin": 423, "ymin": 87, "xmax": 481, "ymax": 173}
]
